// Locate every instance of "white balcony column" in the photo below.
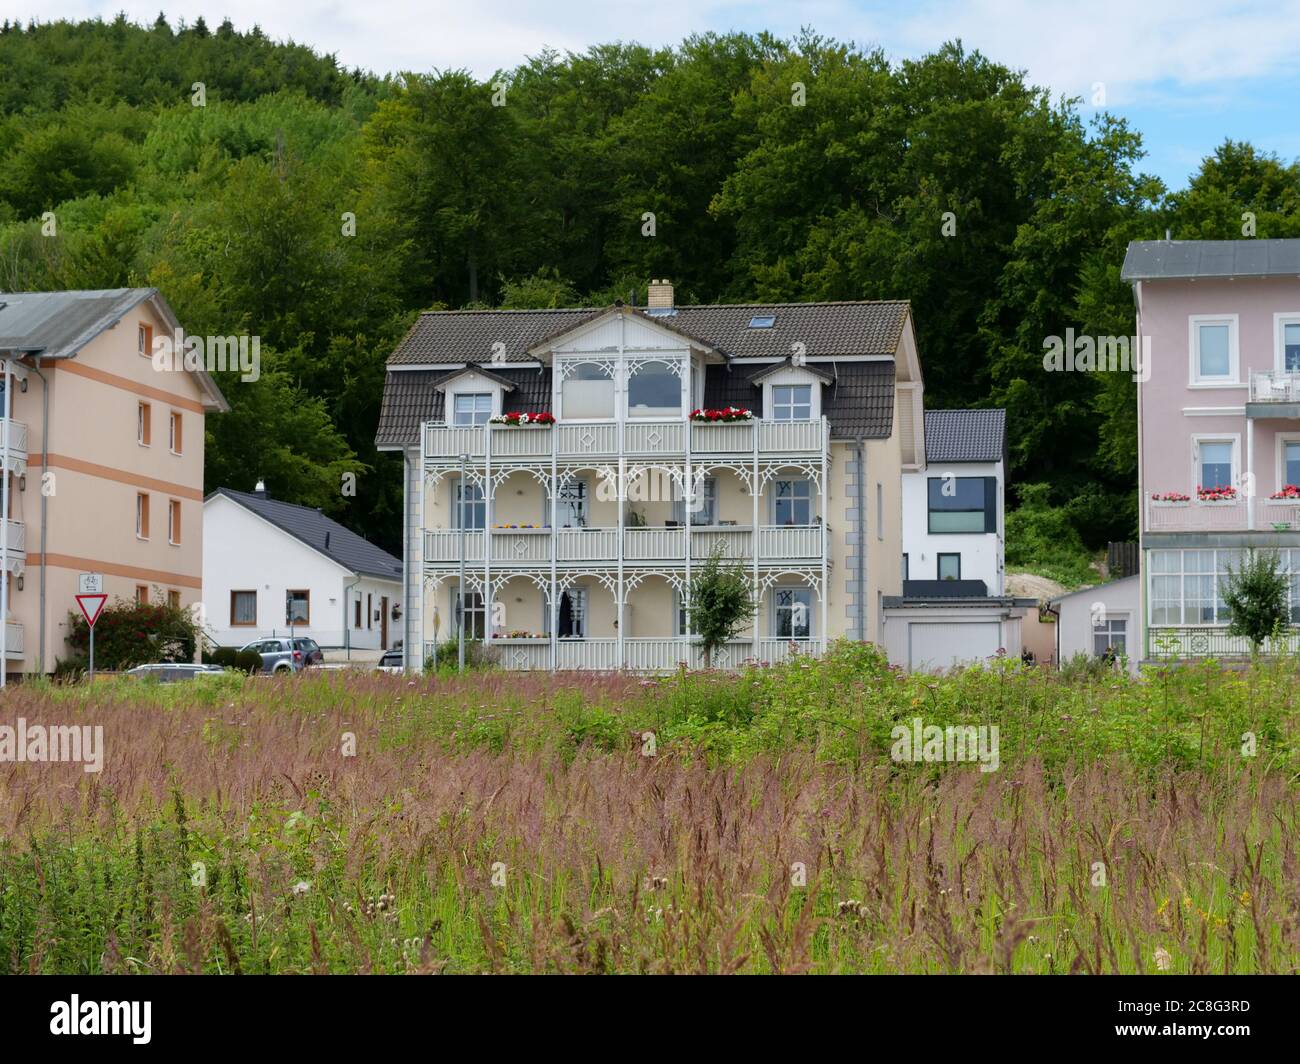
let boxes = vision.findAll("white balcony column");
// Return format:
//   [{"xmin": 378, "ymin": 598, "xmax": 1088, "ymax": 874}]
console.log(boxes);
[
  {"xmin": 684, "ymin": 427, "xmax": 693, "ymax": 643},
  {"xmin": 1, "ymin": 357, "xmax": 10, "ymax": 683},
  {"xmin": 483, "ymin": 425, "xmax": 493, "ymax": 642},
  {"xmin": 550, "ymin": 451, "xmax": 558, "ymax": 671},
  {"xmin": 613, "ymin": 314, "xmax": 624, "ymax": 665},
  {"xmin": 1246, "ymin": 415, "xmax": 1255, "ymax": 530},
  {"xmin": 751, "ymin": 426, "xmax": 761, "ymax": 659},
  {"xmin": 820, "ymin": 416, "xmax": 829, "ymax": 646}
]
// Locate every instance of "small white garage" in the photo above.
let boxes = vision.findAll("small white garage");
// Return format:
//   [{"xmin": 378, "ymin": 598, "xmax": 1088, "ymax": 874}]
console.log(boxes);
[
  {"xmin": 882, "ymin": 591, "xmax": 1037, "ymax": 673},
  {"xmin": 1049, "ymin": 575, "xmax": 1140, "ymax": 674}
]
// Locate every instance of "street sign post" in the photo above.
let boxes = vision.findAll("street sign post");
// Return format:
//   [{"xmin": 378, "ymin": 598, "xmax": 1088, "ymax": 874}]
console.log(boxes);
[{"xmin": 76, "ymin": 587, "xmax": 108, "ymax": 683}]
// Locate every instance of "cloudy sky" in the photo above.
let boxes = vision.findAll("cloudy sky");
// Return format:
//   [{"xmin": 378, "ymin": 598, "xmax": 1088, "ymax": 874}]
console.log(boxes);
[{"xmin": 6, "ymin": 1, "xmax": 1300, "ymax": 190}]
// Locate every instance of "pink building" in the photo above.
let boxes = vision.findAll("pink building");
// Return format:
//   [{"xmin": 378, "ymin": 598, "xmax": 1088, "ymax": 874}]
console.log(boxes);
[{"xmin": 1123, "ymin": 239, "xmax": 1300, "ymax": 659}]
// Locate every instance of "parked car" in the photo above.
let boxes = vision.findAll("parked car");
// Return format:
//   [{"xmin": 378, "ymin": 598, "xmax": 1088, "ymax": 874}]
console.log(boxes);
[
  {"xmin": 239, "ymin": 638, "xmax": 305, "ymax": 674},
  {"xmin": 292, "ymin": 637, "xmax": 324, "ymax": 666},
  {"xmin": 126, "ymin": 663, "xmax": 228, "ymax": 683},
  {"xmin": 377, "ymin": 649, "xmax": 404, "ymax": 674}
]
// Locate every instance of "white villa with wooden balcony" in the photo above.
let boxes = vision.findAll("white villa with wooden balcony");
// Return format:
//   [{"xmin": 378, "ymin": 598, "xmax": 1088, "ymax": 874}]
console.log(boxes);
[
  {"xmin": 376, "ymin": 281, "xmax": 924, "ymax": 671},
  {"xmin": 1123, "ymin": 239, "xmax": 1300, "ymax": 660}
]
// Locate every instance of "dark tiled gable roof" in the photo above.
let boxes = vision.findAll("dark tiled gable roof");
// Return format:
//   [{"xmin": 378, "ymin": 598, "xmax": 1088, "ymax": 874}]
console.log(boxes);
[
  {"xmin": 388, "ymin": 309, "xmax": 604, "ymax": 364},
  {"xmin": 1121, "ymin": 239, "xmax": 1300, "ymax": 281},
  {"xmin": 378, "ymin": 301, "xmax": 908, "ymax": 447},
  {"xmin": 210, "ymin": 488, "xmax": 403, "ymax": 581},
  {"xmin": 924, "ymin": 409, "xmax": 1006, "ymax": 463},
  {"xmin": 387, "ymin": 301, "xmax": 911, "ymax": 365},
  {"xmin": 375, "ymin": 367, "xmax": 551, "ymax": 448},
  {"xmin": 703, "ymin": 361, "xmax": 895, "ymax": 439}
]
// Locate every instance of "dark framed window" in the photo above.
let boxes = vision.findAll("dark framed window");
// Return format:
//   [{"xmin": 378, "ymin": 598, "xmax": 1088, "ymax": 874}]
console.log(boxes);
[
  {"xmin": 231, "ymin": 590, "xmax": 257, "ymax": 625},
  {"xmin": 937, "ymin": 553, "xmax": 961, "ymax": 580},
  {"xmin": 927, "ymin": 477, "xmax": 996, "ymax": 533},
  {"xmin": 1092, "ymin": 618, "xmax": 1127, "ymax": 657}
]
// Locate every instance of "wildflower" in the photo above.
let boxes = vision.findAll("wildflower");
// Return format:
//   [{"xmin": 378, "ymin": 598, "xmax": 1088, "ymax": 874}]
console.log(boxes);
[
  {"xmin": 1153, "ymin": 946, "xmax": 1172, "ymax": 972},
  {"xmin": 292, "ymin": 880, "xmax": 311, "ymax": 896}
]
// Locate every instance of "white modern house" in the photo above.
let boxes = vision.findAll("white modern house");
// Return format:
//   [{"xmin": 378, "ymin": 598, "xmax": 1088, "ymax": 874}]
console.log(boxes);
[
  {"xmin": 884, "ymin": 409, "xmax": 1035, "ymax": 671},
  {"xmin": 203, "ymin": 484, "xmax": 403, "ymax": 653}
]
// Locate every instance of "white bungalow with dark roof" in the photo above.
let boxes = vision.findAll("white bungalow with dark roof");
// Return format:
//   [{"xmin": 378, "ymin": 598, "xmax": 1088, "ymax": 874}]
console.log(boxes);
[
  {"xmin": 203, "ymin": 484, "xmax": 403, "ymax": 654},
  {"xmin": 376, "ymin": 280, "xmax": 929, "ymax": 670}
]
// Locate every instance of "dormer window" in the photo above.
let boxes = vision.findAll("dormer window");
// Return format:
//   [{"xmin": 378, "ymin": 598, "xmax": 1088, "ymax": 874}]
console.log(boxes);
[
  {"xmin": 452, "ymin": 393, "xmax": 492, "ymax": 426},
  {"xmin": 771, "ymin": 384, "xmax": 812, "ymax": 421}
]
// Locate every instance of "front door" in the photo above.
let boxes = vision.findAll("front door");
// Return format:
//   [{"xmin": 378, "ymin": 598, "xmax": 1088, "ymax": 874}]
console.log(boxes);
[{"xmin": 380, "ymin": 596, "xmax": 388, "ymax": 649}]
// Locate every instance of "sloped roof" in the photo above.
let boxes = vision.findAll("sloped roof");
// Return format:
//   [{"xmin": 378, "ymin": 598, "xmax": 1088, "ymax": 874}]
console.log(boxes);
[
  {"xmin": 924, "ymin": 409, "xmax": 1006, "ymax": 463},
  {"xmin": 1121, "ymin": 239, "xmax": 1300, "ymax": 281},
  {"xmin": 208, "ymin": 488, "xmax": 403, "ymax": 581},
  {"xmin": 386, "ymin": 301, "xmax": 911, "ymax": 365},
  {"xmin": 0, "ymin": 288, "xmax": 229, "ymax": 410},
  {"xmin": 375, "ymin": 366, "xmax": 551, "ymax": 449}
]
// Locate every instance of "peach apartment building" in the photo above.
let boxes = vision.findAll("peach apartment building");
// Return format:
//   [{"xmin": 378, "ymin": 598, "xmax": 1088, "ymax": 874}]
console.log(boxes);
[{"xmin": 0, "ymin": 289, "xmax": 228, "ymax": 677}]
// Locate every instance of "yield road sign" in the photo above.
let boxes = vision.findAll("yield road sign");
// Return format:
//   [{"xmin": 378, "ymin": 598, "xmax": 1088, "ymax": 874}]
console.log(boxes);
[{"xmin": 76, "ymin": 593, "xmax": 108, "ymax": 627}]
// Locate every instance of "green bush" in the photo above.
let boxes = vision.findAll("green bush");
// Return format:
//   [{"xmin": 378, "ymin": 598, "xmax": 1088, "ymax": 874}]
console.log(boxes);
[
  {"xmin": 427, "ymin": 637, "xmax": 496, "ymax": 672},
  {"xmin": 65, "ymin": 595, "xmax": 201, "ymax": 670}
]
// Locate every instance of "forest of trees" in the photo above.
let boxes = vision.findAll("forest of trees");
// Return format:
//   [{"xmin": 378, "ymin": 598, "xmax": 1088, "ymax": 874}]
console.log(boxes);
[{"xmin": 2, "ymin": 15, "xmax": 1299, "ymax": 567}]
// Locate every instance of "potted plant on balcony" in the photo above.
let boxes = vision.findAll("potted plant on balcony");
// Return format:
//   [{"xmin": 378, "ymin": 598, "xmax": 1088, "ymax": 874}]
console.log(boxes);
[
  {"xmin": 488, "ymin": 412, "xmax": 555, "ymax": 427},
  {"xmin": 1197, "ymin": 484, "xmax": 1238, "ymax": 504},
  {"xmin": 690, "ymin": 407, "xmax": 753, "ymax": 422},
  {"xmin": 1150, "ymin": 492, "xmax": 1191, "ymax": 506}
]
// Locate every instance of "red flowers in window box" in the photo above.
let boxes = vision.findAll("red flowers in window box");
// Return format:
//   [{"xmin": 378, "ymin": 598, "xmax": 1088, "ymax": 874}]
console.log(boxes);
[
  {"xmin": 1269, "ymin": 484, "xmax": 1300, "ymax": 499},
  {"xmin": 1151, "ymin": 492, "xmax": 1191, "ymax": 502},
  {"xmin": 690, "ymin": 407, "xmax": 753, "ymax": 422},
  {"xmin": 1197, "ymin": 484, "xmax": 1238, "ymax": 502},
  {"xmin": 489, "ymin": 412, "xmax": 554, "ymax": 426}
]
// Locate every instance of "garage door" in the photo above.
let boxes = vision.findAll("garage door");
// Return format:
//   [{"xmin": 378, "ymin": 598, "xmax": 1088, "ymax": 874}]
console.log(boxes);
[{"xmin": 908, "ymin": 622, "xmax": 1002, "ymax": 672}]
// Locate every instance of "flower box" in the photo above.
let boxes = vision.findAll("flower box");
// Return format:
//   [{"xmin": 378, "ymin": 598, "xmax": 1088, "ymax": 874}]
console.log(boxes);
[
  {"xmin": 1151, "ymin": 493, "xmax": 1190, "ymax": 506},
  {"xmin": 1196, "ymin": 485, "xmax": 1238, "ymax": 503},
  {"xmin": 489, "ymin": 412, "xmax": 554, "ymax": 426},
  {"xmin": 1267, "ymin": 485, "xmax": 1300, "ymax": 501},
  {"xmin": 690, "ymin": 407, "xmax": 753, "ymax": 423}
]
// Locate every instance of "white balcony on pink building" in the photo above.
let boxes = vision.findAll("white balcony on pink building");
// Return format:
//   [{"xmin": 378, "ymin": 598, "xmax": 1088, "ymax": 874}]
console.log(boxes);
[{"xmin": 1144, "ymin": 494, "xmax": 1300, "ymax": 533}]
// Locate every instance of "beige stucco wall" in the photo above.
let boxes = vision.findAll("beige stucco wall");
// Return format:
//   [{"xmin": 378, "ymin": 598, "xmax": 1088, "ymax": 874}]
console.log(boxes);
[{"xmin": 7, "ymin": 299, "xmax": 210, "ymax": 673}]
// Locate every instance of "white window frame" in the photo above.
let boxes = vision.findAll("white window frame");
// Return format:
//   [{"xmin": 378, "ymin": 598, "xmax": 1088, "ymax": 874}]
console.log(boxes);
[
  {"xmin": 556, "ymin": 475, "xmax": 590, "ymax": 529},
  {"xmin": 623, "ymin": 356, "xmax": 686, "ymax": 420},
  {"xmin": 768, "ymin": 382, "xmax": 815, "ymax": 421},
  {"xmin": 1278, "ymin": 433, "xmax": 1300, "ymax": 491},
  {"xmin": 674, "ymin": 475, "xmax": 717, "ymax": 526},
  {"xmin": 556, "ymin": 358, "xmax": 617, "ymax": 423},
  {"xmin": 1091, "ymin": 614, "xmax": 1129, "ymax": 657},
  {"xmin": 450, "ymin": 391, "xmax": 494, "ymax": 426},
  {"xmin": 772, "ymin": 585, "xmax": 814, "ymax": 640},
  {"xmin": 1190, "ymin": 433, "xmax": 1240, "ymax": 495},
  {"xmin": 673, "ymin": 588, "xmax": 690, "ymax": 637},
  {"xmin": 453, "ymin": 479, "xmax": 486, "ymax": 530},
  {"xmin": 1274, "ymin": 312, "xmax": 1300, "ymax": 375},
  {"xmin": 770, "ymin": 477, "xmax": 813, "ymax": 526},
  {"xmin": 1187, "ymin": 314, "xmax": 1240, "ymax": 387}
]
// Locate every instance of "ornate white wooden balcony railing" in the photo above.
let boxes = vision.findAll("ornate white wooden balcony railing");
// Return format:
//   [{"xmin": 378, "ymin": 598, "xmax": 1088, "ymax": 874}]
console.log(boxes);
[
  {"xmin": 423, "ymin": 636, "xmax": 824, "ymax": 671},
  {"xmin": 0, "ymin": 418, "xmax": 28, "ymax": 472},
  {"xmin": 424, "ymin": 418, "xmax": 828, "ymax": 464},
  {"xmin": 1147, "ymin": 626, "xmax": 1300, "ymax": 658},
  {"xmin": 2, "ymin": 620, "xmax": 22, "ymax": 658},
  {"xmin": 424, "ymin": 524, "xmax": 827, "ymax": 565},
  {"xmin": 1145, "ymin": 494, "xmax": 1300, "ymax": 533},
  {"xmin": 1248, "ymin": 371, "xmax": 1300, "ymax": 404}
]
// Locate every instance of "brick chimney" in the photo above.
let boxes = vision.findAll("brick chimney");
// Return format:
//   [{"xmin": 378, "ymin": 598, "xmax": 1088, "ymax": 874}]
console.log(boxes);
[{"xmin": 647, "ymin": 278, "xmax": 674, "ymax": 309}]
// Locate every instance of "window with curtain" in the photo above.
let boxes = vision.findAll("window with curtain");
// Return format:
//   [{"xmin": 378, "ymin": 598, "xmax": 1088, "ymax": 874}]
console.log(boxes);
[
  {"xmin": 1196, "ymin": 321, "xmax": 1232, "ymax": 380},
  {"xmin": 231, "ymin": 590, "xmax": 256, "ymax": 625},
  {"xmin": 561, "ymin": 362, "xmax": 615, "ymax": 419},
  {"xmin": 1197, "ymin": 441, "xmax": 1234, "ymax": 491},
  {"xmin": 1285, "ymin": 441, "xmax": 1300, "ymax": 487},
  {"xmin": 770, "ymin": 384, "xmax": 812, "ymax": 421},
  {"xmin": 452, "ymin": 393, "xmax": 492, "ymax": 426},
  {"xmin": 1282, "ymin": 320, "xmax": 1300, "ymax": 372}
]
